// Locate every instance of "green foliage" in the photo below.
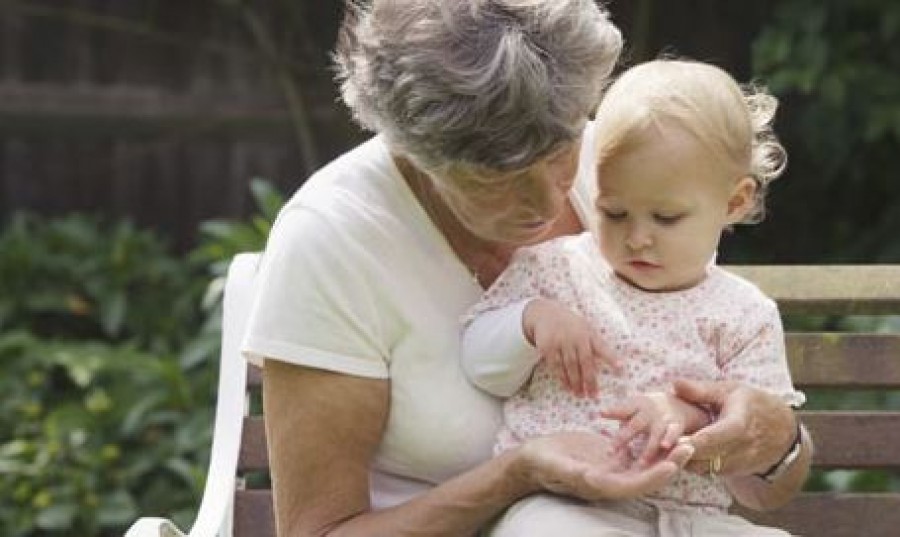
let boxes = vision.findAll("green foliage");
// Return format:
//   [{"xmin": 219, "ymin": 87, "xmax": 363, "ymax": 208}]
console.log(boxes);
[
  {"xmin": 191, "ymin": 178, "xmax": 284, "ymax": 278},
  {"xmin": 0, "ymin": 213, "xmax": 205, "ymax": 351},
  {"xmin": 0, "ymin": 332, "xmax": 212, "ymax": 536},
  {"xmin": 0, "ymin": 180, "xmax": 285, "ymax": 536},
  {"xmin": 749, "ymin": 0, "xmax": 900, "ymax": 262}
]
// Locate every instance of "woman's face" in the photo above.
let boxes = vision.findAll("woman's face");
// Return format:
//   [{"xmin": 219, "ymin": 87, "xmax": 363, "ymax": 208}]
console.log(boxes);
[{"xmin": 437, "ymin": 138, "xmax": 582, "ymax": 244}]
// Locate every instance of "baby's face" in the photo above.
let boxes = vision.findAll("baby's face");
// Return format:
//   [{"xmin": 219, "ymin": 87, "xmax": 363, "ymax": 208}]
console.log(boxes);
[{"xmin": 596, "ymin": 129, "xmax": 753, "ymax": 292}]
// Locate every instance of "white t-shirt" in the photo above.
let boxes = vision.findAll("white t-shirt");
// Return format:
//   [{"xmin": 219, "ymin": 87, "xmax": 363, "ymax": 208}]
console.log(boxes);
[{"xmin": 242, "ymin": 126, "xmax": 599, "ymax": 509}]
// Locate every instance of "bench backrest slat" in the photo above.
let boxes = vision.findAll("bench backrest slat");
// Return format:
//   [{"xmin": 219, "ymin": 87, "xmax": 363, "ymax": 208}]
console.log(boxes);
[
  {"xmin": 234, "ymin": 490, "xmax": 275, "ymax": 537},
  {"xmin": 247, "ymin": 364, "xmax": 262, "ymax": 388},
  {"xmin": 787, "ymin": 333, "xmax": 900, "ymax": 388},
  {"xmin": 803, "ymin": 411, "xmax": 900, "ymax": 468},
  {"xmin": 728, "ymin": 265, "xmax": 900, "ymax": 314},
  {"xmin": 238, "ymin": 416, "xmax": 268, "ymax": 473},
  {"xmin": 735, "ymin": 493, "xmax": 900, "ymax": 537}
]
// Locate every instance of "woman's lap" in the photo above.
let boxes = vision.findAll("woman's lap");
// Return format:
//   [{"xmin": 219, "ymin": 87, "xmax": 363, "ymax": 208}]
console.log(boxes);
[
  {"xmin": 486, "ymin": 494, "xmax": 792, "ymax": 537},
  {"xmin": 488, "ymin": 494, "xmax": 648, "ymax": 537}
]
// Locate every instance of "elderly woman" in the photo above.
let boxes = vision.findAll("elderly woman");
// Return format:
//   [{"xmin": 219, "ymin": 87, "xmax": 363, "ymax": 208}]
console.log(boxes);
[{"xmin": 242, "ymin": 1, "xmax": 811, "ymax": 535}]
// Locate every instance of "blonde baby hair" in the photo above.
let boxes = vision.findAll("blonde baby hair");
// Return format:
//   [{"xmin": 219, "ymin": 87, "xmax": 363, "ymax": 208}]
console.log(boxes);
[{"xmin": 594, "ymin": 59, "xmax": 786, "ymax": 224}]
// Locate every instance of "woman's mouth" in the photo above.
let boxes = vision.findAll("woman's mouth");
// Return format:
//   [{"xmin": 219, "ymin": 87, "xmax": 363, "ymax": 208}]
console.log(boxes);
[{"xmin": 522, "ymin": 220, "xmax": 549, "ymax": 230}]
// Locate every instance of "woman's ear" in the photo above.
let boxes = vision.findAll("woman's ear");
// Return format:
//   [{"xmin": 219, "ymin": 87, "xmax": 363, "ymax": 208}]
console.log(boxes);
[{"xmin": 726, "ymin": 176, "xmax": 757, "ymax": 224}]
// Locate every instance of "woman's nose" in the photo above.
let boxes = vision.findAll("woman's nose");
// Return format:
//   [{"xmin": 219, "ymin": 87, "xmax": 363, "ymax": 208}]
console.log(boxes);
[{"xmin": 520, "ymin": 180, "xmax": 565, "ymax": 220}]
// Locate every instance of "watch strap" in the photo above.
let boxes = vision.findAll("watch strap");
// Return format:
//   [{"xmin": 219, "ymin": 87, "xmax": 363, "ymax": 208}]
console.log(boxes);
[{"xmin": 757, "ymin": 416, "xmax": 803, "ymax": 483}]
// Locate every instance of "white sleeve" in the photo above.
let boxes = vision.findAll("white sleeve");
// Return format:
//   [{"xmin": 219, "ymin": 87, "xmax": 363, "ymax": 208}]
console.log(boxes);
[
  {"xmin": 241, "ymin": 206, "xmax": 392, "ymax": 378},
  {"xmin": 460, "ymin": 246, "xmax": 554, "ymax": 397},
  {"xmin": 461, "ymin": 298, "xmax": 540, "ymax": 397}
]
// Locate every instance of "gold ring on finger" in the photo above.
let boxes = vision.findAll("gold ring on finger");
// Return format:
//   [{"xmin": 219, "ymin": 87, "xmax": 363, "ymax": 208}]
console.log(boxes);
[{"xmin": 709, "ymin": 453, "xmax": 723, "ymax": 476}]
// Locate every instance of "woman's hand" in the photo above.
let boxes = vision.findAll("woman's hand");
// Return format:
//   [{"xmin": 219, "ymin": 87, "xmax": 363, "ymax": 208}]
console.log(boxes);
[
  {"xmin": 514, "ymin": 431, "xmax": 694, "ymax": 502},
  {"xmin": 673, "ymin": 379, "xmax": 796, "ymax": 476},
  {"xmin": 601, "ymin": 392, "xmax": 710, "ymax": 467},
  {"xmin": 673, "ymin": 378, "xmax": 812, "ymax": 511},
  {"xmin": 523, "ymin": 298, "xmax": 620, "ymax": 397}
]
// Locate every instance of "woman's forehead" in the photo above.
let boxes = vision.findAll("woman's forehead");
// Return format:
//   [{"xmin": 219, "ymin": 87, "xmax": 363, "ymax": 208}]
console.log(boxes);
[{"xmin": 449, "ymin": 139, "xmax": 580, "ymax": 183}]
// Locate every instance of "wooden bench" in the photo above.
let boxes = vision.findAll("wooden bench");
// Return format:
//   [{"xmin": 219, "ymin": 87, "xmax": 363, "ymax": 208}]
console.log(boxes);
[{"xmin": 125, "ymin": 255, "xmax": 900, "ymax": 537}]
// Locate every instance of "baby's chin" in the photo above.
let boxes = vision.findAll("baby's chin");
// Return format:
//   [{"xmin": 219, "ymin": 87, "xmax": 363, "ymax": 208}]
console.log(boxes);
[{"xmin": 614, "ymin": 269, "xmax": 703, "ymax": 293}]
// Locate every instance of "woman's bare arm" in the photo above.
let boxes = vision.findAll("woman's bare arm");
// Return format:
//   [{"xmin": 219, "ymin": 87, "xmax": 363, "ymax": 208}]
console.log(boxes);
[
  {"xmin": 725, "ymin": 425, "xmax": 812, "ymax": 511},
  {"xmin": 263, "ymin": 359, "xmax": 534, "ymax": 537}
]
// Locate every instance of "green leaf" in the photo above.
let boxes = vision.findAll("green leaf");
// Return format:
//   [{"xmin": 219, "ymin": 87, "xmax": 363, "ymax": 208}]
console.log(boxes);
[
  {"xmin": 249, "ymin": 177, "xmax": 286, "ymax": 220},
  {"xmin": 98, "ymin": 490, "xmax": 138, "ymax": 526},
  {"xmin": 178, "ymin": 336, "xmax": 219, "ymax": 369},
  {"xmin": 100, "ymin": 291, "xmax": 127, "ymax": 337},
  {"xmin": 35, "ymin": 503, "xmax": 77, "ymax": 530}
]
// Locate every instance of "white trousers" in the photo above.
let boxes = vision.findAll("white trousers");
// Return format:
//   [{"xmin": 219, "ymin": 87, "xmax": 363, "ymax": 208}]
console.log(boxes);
[{"xmin": 487, "ymin": 494, "xmax": 793, "ymax": 537}]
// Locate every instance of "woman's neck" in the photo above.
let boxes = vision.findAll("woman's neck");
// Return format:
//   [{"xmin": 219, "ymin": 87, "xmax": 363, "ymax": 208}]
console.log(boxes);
[{"xmin": 395, "ymin": 156, "xmax": 517, "ymax": 288}]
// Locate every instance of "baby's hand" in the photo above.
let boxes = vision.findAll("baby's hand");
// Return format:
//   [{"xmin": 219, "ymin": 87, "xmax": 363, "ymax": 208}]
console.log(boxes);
[
  {"xmin": 602, "ymin": 392, "xmax": 709, "ymax": 466},
  {"xmin": 523, "ymin": 298, "xmax": 620, "ymax": 397}
]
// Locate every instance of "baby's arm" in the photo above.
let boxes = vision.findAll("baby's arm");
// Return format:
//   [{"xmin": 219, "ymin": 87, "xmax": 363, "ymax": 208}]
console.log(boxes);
[
  {"xmin": 462, "ymin": 242, "xmax": 619, "ymax": 397},
  {"xmin": 463, "ymin": 296, "xmax": 620, "ymax": 398},
  {"xmin": 461, "ymin": 299, "xmax": 542, "ymax": 397},
  {"xmin": 523, "ymin": 298, "xmax": 619, "ymax": 397}
]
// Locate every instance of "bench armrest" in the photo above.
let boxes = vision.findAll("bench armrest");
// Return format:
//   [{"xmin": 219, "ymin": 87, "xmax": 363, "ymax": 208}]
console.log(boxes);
[
  {"xmin": 124, "ymin": 253, "xmax": 261, "ymax": 537},
  {"xmin": 124, "ymin": 517, "xmax": 187, "ymax": 537}
]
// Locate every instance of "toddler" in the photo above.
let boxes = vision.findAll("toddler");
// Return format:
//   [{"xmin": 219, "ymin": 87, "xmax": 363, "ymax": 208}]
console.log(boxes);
[{"xmin": 462, "ymin": 59, "xmax": 805, "ymax": 536}]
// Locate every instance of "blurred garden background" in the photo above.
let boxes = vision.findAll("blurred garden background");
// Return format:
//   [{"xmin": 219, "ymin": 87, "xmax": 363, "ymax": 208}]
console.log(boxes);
[{"xmin": 0, "ymin": 0, "xmax": 898, "ymax": 535}]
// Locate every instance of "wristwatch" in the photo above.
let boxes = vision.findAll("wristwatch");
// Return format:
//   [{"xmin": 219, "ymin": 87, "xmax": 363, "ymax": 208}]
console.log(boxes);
[{"xmin": 757, "ymin": 416, "xmax": 803, "ymax": 483}]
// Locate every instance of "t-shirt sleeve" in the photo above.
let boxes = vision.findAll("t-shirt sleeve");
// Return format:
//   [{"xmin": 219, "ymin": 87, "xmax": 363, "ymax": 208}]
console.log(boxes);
[
  {"xmin": 241, "ymin": 206, "xmax": 391, "ymax": 378},
  {"xmin": 719, "ymin": 297, "xmax": 806, "ymax": 407}
]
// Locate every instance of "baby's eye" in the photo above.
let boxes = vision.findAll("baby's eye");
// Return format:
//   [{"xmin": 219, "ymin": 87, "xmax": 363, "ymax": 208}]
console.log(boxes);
[
  {"xmin": 600, "ymin": 208, "xmax": 627, "ymax": 221},
  {"xmin": 653, "ymin": 213, "xmax": 684, "ymax": 225}
]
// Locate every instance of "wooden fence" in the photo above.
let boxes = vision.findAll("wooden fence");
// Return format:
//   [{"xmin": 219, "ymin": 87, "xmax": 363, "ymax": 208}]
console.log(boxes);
[
  {"xmin": 0, "ymin": 0, "xmax": 769, "ymax": 250},
  {"xmin": 0, "ymin": 0, "xmax": 362, "ymax": 250}
]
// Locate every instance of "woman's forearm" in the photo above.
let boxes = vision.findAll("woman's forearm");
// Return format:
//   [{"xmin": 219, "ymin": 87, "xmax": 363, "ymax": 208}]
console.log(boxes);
[
  {"xmin": 725, "ymin": 424, "xmax": 813, "ymax": 511},
  {"xmin": 264, "ymin": 360, "xmax": 537, "ymax": 537},
  {"xmin": 325, "ymin": 450, "xmax": 536, "ymax": 537}
]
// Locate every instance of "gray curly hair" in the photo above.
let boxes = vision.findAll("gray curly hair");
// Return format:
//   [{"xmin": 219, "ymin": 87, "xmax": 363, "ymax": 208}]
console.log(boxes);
[
  {"xmin": 334, "ymin": 0, "xmax": 623, "ymax": 175},
  {"xmin": 594, "ymin": 59, "xmax": 787, "ymax": 224}
]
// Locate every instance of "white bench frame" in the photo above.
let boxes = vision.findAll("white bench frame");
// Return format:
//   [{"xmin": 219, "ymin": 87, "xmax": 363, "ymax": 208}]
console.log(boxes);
[{"xmin": 125, "ymin": 253, "xmax": 261, "ymax": 537}]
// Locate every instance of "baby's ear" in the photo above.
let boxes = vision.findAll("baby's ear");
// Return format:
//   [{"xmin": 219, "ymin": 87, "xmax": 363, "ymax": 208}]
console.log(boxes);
[{"xmin": 726, "ymin": 176, "xmax": 757, "ymax": 223}]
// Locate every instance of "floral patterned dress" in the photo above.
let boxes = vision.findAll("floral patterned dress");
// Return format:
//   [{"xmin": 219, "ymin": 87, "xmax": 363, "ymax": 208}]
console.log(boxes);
[{"xmin": 465, "ymin": 232, "xmax": 805, "ymax": 511}]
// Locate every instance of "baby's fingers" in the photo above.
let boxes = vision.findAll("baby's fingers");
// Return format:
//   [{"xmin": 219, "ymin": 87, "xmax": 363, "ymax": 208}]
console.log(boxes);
[
  {"xmin": 640, "ymin": 421, "xmax": 683, "ymax": 466},
  {"xmin": 660, "ymin": 421, "xmax": 684, "ymax": 450},
  {"xmin": 545, "ymin": 353, "xmax": 577, "ymax": 395},
  {"xmin": 600, "ymin": 401, "xmax": 635, "ymax": 422},
  {"xmin": 560, "ymin": 348, "xmax": 585, "ymax": 396},
  {"xmin": 576, "ymin": 344, "xmax": 600, "ymax": 397},
  {"xmin": 603, "ymin": 405, "xmax": 649, "ymax": 450},
  {"xmin": 590, "ymin": 334, "xmax": 622, "ymax": 373}
]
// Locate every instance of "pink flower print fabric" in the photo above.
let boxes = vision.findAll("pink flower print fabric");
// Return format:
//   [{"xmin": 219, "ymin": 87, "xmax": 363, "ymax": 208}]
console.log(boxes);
[{"xmin": 467, "ymin": 232, "xmax": 805, "ymax": 511}]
